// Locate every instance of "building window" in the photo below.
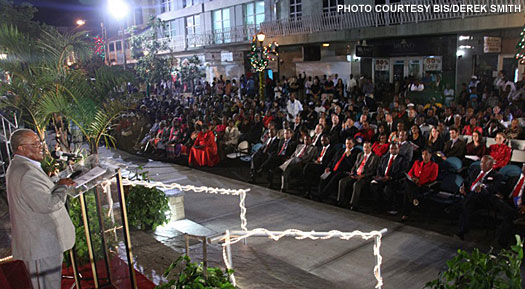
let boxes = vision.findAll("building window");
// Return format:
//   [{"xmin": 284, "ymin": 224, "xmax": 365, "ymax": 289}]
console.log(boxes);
[
  {"xmin": 135, "ymin": 7, "xmax": 143, "ymax": 25},
  {"xmin": 245, "ymin": 1, "xmax": 265, "ymax": 26},
  {"xmin": 186, "ymin": 15, "xmax": 200, "ymax": 47},
  {"xmin": 161, "ymin": 0, "xmax": 171, "ymax": 13},
  {"xmin": 323, "ymin": 0, "xmax": 343, "ymax": 14},
  {"xmin": 183, "ymin": 0, "xmax": 200, "ymax": 8},
  {"xmin": 166, "ymin": 18, "xmax": 184, "ymax": 39},
  {"xmin": 213, "ymin": 8, "xmax": 231, "ymax": 43},
  {"xmin": 290, "ymin": 0, "xmax": 302, "ymax": 20},
  {"xmin": 109, "ymin": 42, "xmax": 115, "ymax": 52},
  {"xmin": 116, "ymin": 41, "xmax": 122, "ymax": 51}
]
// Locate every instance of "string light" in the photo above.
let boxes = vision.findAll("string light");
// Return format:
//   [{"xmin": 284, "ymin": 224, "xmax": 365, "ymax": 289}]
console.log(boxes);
[
  {"xmin": 121, "ymin": 179, "xmax": 249, "ymax": 231},
  {"xmin": 249, "ymin": 37, "xmax": 278, "ymax": 72},
  {"xmin": 515, "ymin": 26, "xmax": 525, "ymax": 64},
  {"xmin": 93, "ymin": 37, "xmax": 106, "ymax": 59},
  {"xmin": 215, "ymin": 228, "xmax": 387, "ymax": 288}
]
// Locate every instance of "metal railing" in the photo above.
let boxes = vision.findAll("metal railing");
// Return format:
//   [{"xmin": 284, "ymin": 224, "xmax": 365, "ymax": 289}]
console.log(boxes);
[
  {"xmin": 0, "ymin": 112, "xmax": 18, "ymax": 177},
  {"xmin": 161, "ymin": 0, "xmax": 523, "ymax": 52}
]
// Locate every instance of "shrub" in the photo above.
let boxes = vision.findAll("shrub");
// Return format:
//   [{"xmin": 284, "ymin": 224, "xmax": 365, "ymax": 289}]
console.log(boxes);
[
  {"xmin": 156, "ymin": 255, "xmax": 236, "ymax": 289},
  {"xmin": 424, "ymin": 235, "xmax": 523, "ymax": 289},
  {"xmin": 126, "ymin": 185, "xmax": 170, "ymax": 231}
]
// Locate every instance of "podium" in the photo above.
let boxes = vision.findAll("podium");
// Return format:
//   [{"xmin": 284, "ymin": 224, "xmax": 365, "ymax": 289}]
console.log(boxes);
[{"xmin": 66, "ymin": 169, "xmax": 137, "ymax": 289}]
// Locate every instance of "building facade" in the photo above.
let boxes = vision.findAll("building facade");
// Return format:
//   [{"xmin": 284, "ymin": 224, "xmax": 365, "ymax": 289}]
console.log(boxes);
[{"xmin": 105, "ymin": 0, "xmax": 525, "ymax": 93}]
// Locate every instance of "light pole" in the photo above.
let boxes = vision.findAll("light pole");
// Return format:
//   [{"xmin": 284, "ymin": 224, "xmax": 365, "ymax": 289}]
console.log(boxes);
[
  {"xmin": 256, "ymin": 31, "xmax": 266, "ymax": 100},
  {"xmin": 107, "ymin": 0, "xmax": 129, "ymax": 70}
]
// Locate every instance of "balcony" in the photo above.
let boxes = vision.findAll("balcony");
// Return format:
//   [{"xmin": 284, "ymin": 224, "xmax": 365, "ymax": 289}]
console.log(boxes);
[{"xmin": 162, "ymin": 0, "xmax": 523, "ymax": 52}]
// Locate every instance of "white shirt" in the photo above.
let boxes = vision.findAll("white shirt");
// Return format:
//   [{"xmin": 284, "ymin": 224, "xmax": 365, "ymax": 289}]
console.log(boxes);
[
  {"xmin": 318, "ymin": 144, "xmax": 330, "ymax": 162},
  {"xmin": 471, "ymin": 169, "xmax": 492, "ymax": 192},
  {"xmin": 287, "ymin": 99, "xmax": 303, "ymax": 121},
  {"xmin": 15, "ymin": 154, "xmax": 45, "ymax": 174},
  {"xmin": 384, "ymin": 154, "xmax": 396, "ymax": 175}
]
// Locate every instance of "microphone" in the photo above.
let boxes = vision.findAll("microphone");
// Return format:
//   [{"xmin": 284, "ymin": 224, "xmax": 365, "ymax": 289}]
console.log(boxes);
[{"xmin": 51, "ymin": 151, "xmax": 79, "ymax": 159}]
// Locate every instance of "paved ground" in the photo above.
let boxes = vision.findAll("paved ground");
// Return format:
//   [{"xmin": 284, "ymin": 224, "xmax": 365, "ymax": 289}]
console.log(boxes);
[
  {"xmin": 0, "ymin": 147, "xmax": 510, "ymax": 288},
  {"xmin": 96, "ymin": 148, "xmax": 485, "ymax": 289}
]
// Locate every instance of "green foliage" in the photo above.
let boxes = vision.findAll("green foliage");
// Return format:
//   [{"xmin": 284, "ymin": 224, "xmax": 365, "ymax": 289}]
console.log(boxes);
[
  {"xmin": 424, "ymin": 235, "xmax": 524, "ymax": 289},
  {"xmin": 66, "ymin": 193, "xmax": 116, "ymax": 265},
  {"xmin": 156, "ymin": 255, "xmax": 236, "ymax": 289},
  {"xmin": 0, "ymin": 21, "xmax": 132, "ymax": 155},
  {"xmin": 175, "ymin": 55, "xmax": 205, "ymax": 91},
  {"xmin": 128, "ymin": 17, "xmax": 175, "ymax": 86},
  {"xmin": 126, "ymin": 185, "xmax": 170, "ymax": 231}
]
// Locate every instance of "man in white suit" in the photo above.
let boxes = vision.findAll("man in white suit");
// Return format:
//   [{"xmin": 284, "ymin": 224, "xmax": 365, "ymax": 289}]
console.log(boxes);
[{"xmin": 6, "ymin": 129, "xmax": 76, "ymax": 289}]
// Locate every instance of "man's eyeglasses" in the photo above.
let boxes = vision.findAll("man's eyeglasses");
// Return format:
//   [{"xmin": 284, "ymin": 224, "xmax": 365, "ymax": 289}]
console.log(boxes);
[{"xmin": 20, "ymin": 141, "xmax": 44, "ymax": 147}]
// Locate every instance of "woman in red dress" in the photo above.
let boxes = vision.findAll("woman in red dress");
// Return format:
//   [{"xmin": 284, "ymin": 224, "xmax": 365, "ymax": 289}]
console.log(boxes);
[
  {"xmin": 372, "ymin": 133, "xmax": 390, "ymax": 157},
  {"xmin": 188, "ymin": 123, "xmax": 220, "ymax": 167},
  {"xmin": 489, "ymin": 132, "xmax": 512, "ymax": 169}
]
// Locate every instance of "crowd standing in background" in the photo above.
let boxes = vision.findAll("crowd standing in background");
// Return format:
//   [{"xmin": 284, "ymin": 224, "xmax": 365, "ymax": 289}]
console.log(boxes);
[{"xmin": 114, "ymin": 69, "xmax": 525, "ymax": 247}]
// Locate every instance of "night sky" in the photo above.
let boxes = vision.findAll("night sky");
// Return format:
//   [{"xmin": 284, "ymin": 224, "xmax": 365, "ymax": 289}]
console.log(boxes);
[{"xmin": 22, "ymin": 0, "xmax": 101, "ymax": 28}]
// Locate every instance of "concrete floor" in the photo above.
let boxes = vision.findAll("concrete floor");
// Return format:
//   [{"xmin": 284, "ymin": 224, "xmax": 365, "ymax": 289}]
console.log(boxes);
[
  {"xmin": 0, "ymin": 147, "xmax": 485, "ymax": 288},
  {"xmin": 96, "ymin": 148, "xmax": 481, "ymax": 289}
]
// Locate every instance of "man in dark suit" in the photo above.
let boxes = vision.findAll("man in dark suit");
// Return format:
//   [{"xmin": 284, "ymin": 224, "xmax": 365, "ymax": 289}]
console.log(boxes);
[
  {"xmin": 250, "ymin": 128, "xmax": 278, "ymax": 182},
  {"xmin": 398, "ymin": 130, "xmax": 413, "ymax": 165},
  {"xmin": 261, "ymin": 129, "xmax": 297, "ymax": 188},
  {"xmin": 328, "ymin": 114, "xmax": 342, "ymax": 145},
  {"xmin": 370, "ymin": 143, "xmax": 408, "ymax": 212},
  {"xmin": 457, "ymin": 155, "xmax": 503, "ymax": 240},
  {"xmin": 491, "ymin": 164, "xmax": 525, "ymax": 246},
  {"xmin": 302, "ymin": 134, "xmax": 336, "ymax": 196},
  {"xmin": 441, "ymin": 127, "xmax": 466, "ymax": 159},
  {"xmin": 340, "ymin": 117, "xmax": 358, "ymax": 143},
  {"xmin": 338, "ymin": 141, "xmax": 379, "ymax": 210},
  {"xmin": 313, "ymin": 137, "xmax": 359, "ymax": 201},
  {"xmin": 311, "ymin": 124, "xmax": 324, "ymax": 148},
  {"xmin": 279, "ymin": 134, "xmax": 318, "ymax": 192},
  {"xmin": 291, "ymin": 115, "xmax": 303, "ymax": 140}
]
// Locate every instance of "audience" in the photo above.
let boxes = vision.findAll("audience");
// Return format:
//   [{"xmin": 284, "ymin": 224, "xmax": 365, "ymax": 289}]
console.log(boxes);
[{"xmin": 120, "ymin": 70, "xmax": 525, "ymax": 247}]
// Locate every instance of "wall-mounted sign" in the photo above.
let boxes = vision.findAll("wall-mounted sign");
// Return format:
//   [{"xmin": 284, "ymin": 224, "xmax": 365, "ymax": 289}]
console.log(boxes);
[
  {"xmin": 424, "ymin": 56, "xmax": 442, "ymax": 71},
  {"xmin": 483, "ymin": 37, "xmax": 501, "ymax": 53},
  {"xmin": 356, "ymin": 45, "xmax": 373, "ymax": 57},
  {"xmin": 221, "ymin": 51, "xmax": 233, "ymax": 62},
  {"xmin": 375, "ymin": 59, "xmax": 389, "ymax": 71}
]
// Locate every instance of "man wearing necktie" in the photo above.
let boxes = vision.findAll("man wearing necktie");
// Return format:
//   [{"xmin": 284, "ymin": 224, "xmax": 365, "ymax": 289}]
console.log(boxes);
[
  {"xmin": 249, "ymin": 128, "xmax": 278, "ymax": 183},
  {"xmin": 369, "ymin": 143, "xmax": 408, "ymax": 212},
  {"xmin": 491, "ymin": 164, "xmax": 525, "ymax": 247},
  {"xmin": 302, "ymin": 135, "xmax": 336, "ymax": 197},
  {"xmin": 457, "ymin": 155, "xmax": 502, "ymax": 240},
  {"xmin": 311, "ymin": 124, "xmax": 324, "ymax": 147},
  {"xmin": 313, "ymin": 137, "xmax": 359, "ymax": 201},
  {"xmin": 260, "ymin": 129, "xmax": 297, "ymax": 189},
  {"xmin": 338, "ymin": 141, "xmax": 379, "ymax": 210},
  {"xmin": 278, "ymin": 135, "xmax": 318, "ymax": 192}
]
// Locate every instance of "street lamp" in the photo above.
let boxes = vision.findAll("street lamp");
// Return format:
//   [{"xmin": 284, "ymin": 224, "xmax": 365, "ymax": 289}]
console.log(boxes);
[
  {"xmin": 107, "ymin": 0, "xmax": 130, "ymax": 70},
  {"xmin": 256, "ymin": 31, "xmax": 266, "ymax": 43},
  {"xmin": 76, "ymin": 19, "xmax": 86, "ymax": 26},
  {"xmin": 255, "ymin": 31, "xmax": 266, "ymax": 100}
]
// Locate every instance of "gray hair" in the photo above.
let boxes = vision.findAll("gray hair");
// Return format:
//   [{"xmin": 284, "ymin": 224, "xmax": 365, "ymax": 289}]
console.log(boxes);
[{"xmin": 10, "ymin": 129, "xmax": 36, "ymax": 152}]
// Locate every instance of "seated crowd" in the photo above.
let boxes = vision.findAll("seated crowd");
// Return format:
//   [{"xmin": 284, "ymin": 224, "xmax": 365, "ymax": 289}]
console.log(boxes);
[{"xmin": 118, "ymin": 70, "xmax": 525, "ymax": 247}]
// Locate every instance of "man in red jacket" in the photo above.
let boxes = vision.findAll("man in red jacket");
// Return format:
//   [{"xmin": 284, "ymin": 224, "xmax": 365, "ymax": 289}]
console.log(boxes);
[{"xmin": 400, "ymin": 147, "xmax": 439, "ymax": 220}]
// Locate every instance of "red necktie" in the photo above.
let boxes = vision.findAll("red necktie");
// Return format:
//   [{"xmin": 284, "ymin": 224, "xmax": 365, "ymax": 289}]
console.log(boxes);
[
  {"xmin": 357, "ymin": 154, "xmax": 368, "ymax": 176},
  {"xmin": 470, "ymin": 171, "xmax": 486, "ymax": 191},
  {"xmin": 512, "ymin": 176, "xmax": 525, "ymax": 197},
  {"xmin": 278, "ymin": 140, "xmax": 288, "ymax": 156},
  {"xmin": 385, "ymin": 155, "xmax": 395, "ymax": 176},
  {"xmin": 263, "ymin": 138, "xmax": 272, "ymax": 153},
  {"xmin": 333, "ymin": 153, "xmax": 346, "ymax": 172},
  {"xmin": 298, "ymin": 146, "xmax": 307, "ymax": 158},
  {"xmin": 317, "ymin": 147, "xmax": 327, "ymax": 162}
]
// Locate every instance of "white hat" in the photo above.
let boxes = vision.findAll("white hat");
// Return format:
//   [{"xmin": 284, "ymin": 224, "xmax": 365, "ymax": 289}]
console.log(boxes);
[
  {"xmin": 471, "ymin": 75, "xmax": 477, "ymax": 79},
  {"xmin": 407, "ymin": 103, "xmax": 415, "ymax": 107}
]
